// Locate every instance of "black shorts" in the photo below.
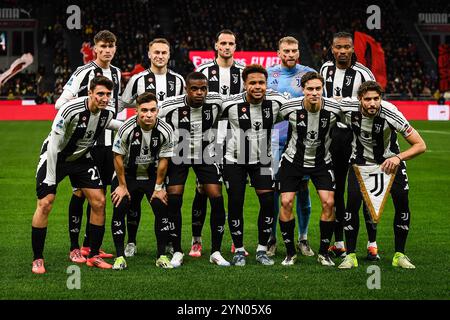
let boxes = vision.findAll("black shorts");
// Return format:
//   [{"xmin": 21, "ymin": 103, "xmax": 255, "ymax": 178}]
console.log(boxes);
[
  {"xmin": 223, "ymin": 163, "xmax": 274, "ymax": 191},
  {"xmin": 36, "ymin": 157, "xmax": 103, "ymax": 199},
  {"xmin": 166, "ymin": 160, "xmax": 222, "ymax": 186},
  {"xmin": 111, "ymin": 175, "xmax": 156, "ymax": 198},
  {"xmin": 277, "ymin": 157, "xmax": 335, "ymax": 193},
  {"xmin": 90, "ymin": 145, "xmax": 114, "ymax": 186}
]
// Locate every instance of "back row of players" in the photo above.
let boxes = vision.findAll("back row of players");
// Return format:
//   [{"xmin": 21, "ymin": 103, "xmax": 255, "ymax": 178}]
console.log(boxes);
[{"xmin": 31, "ymin": 29, "xmax": 426, "ymax": 273}]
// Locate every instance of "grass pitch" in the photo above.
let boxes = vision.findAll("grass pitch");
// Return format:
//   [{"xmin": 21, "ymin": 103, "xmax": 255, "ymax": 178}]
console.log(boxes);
[{"xmin": 0, "ymin": 120, "xmax": 449, "ymax": 300}]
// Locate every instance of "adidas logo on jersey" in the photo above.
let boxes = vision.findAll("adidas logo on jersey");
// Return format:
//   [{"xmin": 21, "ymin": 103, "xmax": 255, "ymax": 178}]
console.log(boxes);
[
  {"xmin": 326, "ymin": 77, "xmax": 333, "ymax": 82},
  {"xmin": 146, "ymin": 83, "xmax": 156, "ymax": 90},
  {"xmin": 180, "ymin": 117, "xmax": 189, "ymax": 123},
  {"xmin": 77, "ymin": 123, "xmax": 87, "ymax": 128},
  {"xmin": 239, "ymin": 114, "xmax": 249, "ymax": 120},
  {"xmin": 297, "ymin": 121, "xmax": 306, "ymax": 127},
  {"xmin": 132, "ymin": 140, "xmax": 141, "ymax": 145},
  {"xmin": 209, "ymin": 75, "xmax": 219, "ymax": 82}
]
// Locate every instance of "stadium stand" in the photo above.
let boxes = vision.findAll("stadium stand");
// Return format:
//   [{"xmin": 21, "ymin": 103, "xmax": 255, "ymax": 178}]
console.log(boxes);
[{"xmin": 0, "ymin": 0, "xmax": 448, "ymax": 100}]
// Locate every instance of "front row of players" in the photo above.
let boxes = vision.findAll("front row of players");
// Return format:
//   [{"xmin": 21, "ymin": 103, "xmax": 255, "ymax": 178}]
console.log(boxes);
[{"xmin": 31, "ymin": 66, "xmax": 426, "ymax": 273}]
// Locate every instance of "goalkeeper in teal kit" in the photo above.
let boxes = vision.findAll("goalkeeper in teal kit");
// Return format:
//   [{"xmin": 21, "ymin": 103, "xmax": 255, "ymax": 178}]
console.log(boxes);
[{"xmin": 267, "ymin": 36, "xmax": 316, "ymax": 257}]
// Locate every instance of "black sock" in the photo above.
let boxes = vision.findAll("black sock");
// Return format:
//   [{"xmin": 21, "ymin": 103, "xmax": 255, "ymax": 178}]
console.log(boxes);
[
  {"xmin": 227, "ymin": 190, "xmax": 245, "ymax": 249},
  {"xmin": 151, "ymin": 198, "xmax": 169, "ymax": 257},
  {"xmin": 392, "ymin": 191, "xmax": 411, "ymax": 253},
  {"xmin": 32, "ymin": 226, "xmax": 47, "ymax": 260},
  {"xmin": 319, "ymin": 220, "xmax": 334, "ymax": 255},
  {"xmin": 168, "ymin": 194, "xmax": 183, "ymax": 253},
  {"xmin": 363, "ymin": 205, "xmax": 377, "ymax": 243},
  {"xmin": 112, "ymin": 198, "xmax": 128, "ymax": 257},
  {"xmin": 192, "ymin": 189, "xmax": 208, "ymax": 238},
  {"xmin": 210, "ymin": 196, "xmax": 226, "ymax": 253},
  {"xmin": 69, "ymin": 194, "xmax": 85, "ymax": 251},
  {"xmin": 127, "ymin": 207, "xmax": 141, "ymax": 245},
  {"xmin": 88, "ymin": 224, "xmax": 105, "ymax": 258},
  {"xmin": 279, "ymin": 219, "xmax": 296, "ymax": 256},
  {"xmin": 334, "ymin": 219, "xmax": 344, "ymax": 243},
  {"xmin": 257, "ymin": 192, "xmax": 275, "ymax": 246},
  {"xmin": 82, "ymin": 204, "xmax": 91, "ymax": 248}
]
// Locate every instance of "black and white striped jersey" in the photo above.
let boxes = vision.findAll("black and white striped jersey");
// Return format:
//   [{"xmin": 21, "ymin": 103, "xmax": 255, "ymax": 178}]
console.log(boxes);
[
  {"xmin": 37, "ymin": 97, "xmax": 116, "ymax": 182},
  {"xmin": 59, "ymin": 61, "xmax": 123, "ymax": 146},
  {"xmin": 196, "ymin": 59, "xmax": 245, "ymax": 97},
  {"xmin": 112, "ymin": 116, "xmax": 174, "ymax": 180},
  {"xmin": 158, "ymin": 93, "xmax": 222, "ymax": 162},
  {"xmin": 121, "ymin": 69, "xmax": 185, "ymax": 104},
  {"xmin": 340, "ymin": 98, "xmax": 414, "ymax": 165},
  {"xmin": 279, "ymin": 97, "xmax": 342, "ymax": 168},
  {"xmin": 320, "ymin": 61, "xmax": 375, "ymax": 98},
  {"xmin": 221, "ymin": 90, "xmax": 287, "ymax": 164}
]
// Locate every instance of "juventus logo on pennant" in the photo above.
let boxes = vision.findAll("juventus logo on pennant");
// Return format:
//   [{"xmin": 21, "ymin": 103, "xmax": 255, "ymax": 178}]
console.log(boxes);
[{"xmin": 353, "ymin": 164, "xmax": 397, "ymax": 223}]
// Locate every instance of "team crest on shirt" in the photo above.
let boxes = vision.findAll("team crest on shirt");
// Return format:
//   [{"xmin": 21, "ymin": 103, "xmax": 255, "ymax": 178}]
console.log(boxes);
[
  {"xmin": 168, "ymin": 81, "xmax": 175, "ymax": 91},
  {"xmin": 345, "ymin": 76, "xmax": 353, "ymax": 86},
  {"xmin": 263, "ymin": 108, "xmax": 271, "ymax": 119},
  {"xmin": 321, "ymin": 118, "xmax": 328, "ymax": 128},
  {"xmin": 374, "ymin": 124, "xmax": 382, "ymax": 133},
  {"xmin": 232, "ymin": 74, "xmax": 239, "ymax": 84},
  {"xmin": 295, "ymin": 77, "xmax": 301, "ymax": 87},
  {"xmin": 100, "ymin": 116, "xmax": 107, "ymax": 127},
  {"xmin": 204, "ymin": 109, "xmax": 211, "ymax": 120},
  {"xmin": 152, "ymin": 137, "xmax": 159, "ymax": 147},
  {"xmin": 112, "ymin": 74, "xmax": 119, "ymax": 85}
]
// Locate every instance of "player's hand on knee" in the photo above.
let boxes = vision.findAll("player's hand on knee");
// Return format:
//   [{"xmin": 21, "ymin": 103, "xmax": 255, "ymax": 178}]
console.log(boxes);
[
  {"xmin": 111, "ymin": 185, "xmax": 130, "ymax": 207},
  {"xmin": 151, "ymin": 190, "xmax": 168, "ymax": 205}
]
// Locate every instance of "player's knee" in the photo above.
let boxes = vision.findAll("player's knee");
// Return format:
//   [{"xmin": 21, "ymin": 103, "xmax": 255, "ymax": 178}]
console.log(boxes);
[
  {"xmin": 38, "ymin": 197, "xmax": 54, "ymax": 214},
  {"xmin": 90, "ymin": 195, "xmax": 106, "ymax": 213},
  {"xmin": 281, "ymin": 197, "xmax": 293, "ymax": 212}
]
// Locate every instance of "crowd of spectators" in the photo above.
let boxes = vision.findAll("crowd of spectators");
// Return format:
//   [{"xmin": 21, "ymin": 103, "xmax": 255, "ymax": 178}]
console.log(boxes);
[
  {"xmin": 299, "ymin": 0, "xmax": 440, "ymax": 99},
  {"xmin": 1, "ymin": 0, "xmax": 446, "ymax": 101}
]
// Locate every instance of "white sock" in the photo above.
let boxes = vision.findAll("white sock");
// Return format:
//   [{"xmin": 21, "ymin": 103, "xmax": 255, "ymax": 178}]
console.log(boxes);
[
  {"xmin": 335, "ymin": 241, "xmax": 345, "ymax": 249},
  {"xmin": 299, "ymin": 234, "xmax": 307, "ymax": 241},
  {"xmin": 367, "ymin": 241, "xmax": 377, "ymax": 248},
  {"xmin": 257, "ymin": 244, "xmax": 267, "ymax": 252}
]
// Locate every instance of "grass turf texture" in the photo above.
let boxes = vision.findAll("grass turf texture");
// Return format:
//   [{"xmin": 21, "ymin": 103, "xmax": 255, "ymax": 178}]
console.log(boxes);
[{"xmin": 0, "ymin": 120, "xmax": 448, "ymax": 300}]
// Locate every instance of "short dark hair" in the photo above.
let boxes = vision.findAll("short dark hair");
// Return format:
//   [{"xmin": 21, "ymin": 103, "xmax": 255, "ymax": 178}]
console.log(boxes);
[
  {"xmin": 148, "ymin": 38, "xmax": 170, "ymax": 50},
  {"xmin": 357, "ymin": 81, "xmax": 384, "ymax": 98},
  {"xmin": 215, "ymin": 29, "xmax": 236, "ymax": 42},
  {"xmin": 242, "ymin": 64, "xmax": 268, "ymax": 82},
  {"xmin": 136, "ymin": 92, "xmax": 158, "ymax": 105},
  {"xmin": 89, "ymin": 76, "xmax": 114, "ymax": 91},
  {"xmin": 300, "ymin": 71, "xmax": 324, "ymax": 88},
  {"xmin": 333, "ymin": 31, "xmax": 353, "ymax": 41},
  {"xmin": 186, "ymin": 72, "xmax": 207, "ymax": 85},
  {"xmin": 94, "ymin": 30, "xmax": 117, "ymax": 44}
]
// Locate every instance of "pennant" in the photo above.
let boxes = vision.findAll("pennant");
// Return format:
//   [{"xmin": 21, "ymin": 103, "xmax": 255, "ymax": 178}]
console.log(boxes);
[{"xmin": 353, "ymin": 164, "xmax": 397, "ymax": 223}]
